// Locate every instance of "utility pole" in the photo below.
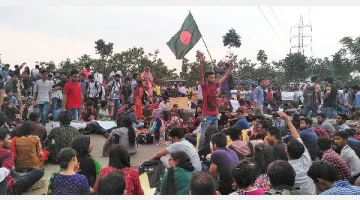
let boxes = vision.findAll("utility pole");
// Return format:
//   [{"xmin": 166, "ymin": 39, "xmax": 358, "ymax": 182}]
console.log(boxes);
[{"xmin": 290, "ymin": 15, "xmax": 313, "ymax": 56}]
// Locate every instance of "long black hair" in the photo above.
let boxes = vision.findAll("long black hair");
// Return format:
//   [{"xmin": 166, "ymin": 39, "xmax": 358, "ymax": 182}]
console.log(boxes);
[
  {"xmin": 163, "ymin": 151, "xmax": 194, "ymax": 195},
  {"xmin": 202, "ymin": 125, "xmax": 218, "ymax": 149},
  {"xmin": 17, "ymin": 121, "xmax": 35, "ymax": 137},
  {"xmin": 108, "ymin": 145, "xmax": 131, "ymax": 169},
  {"xmin": 253, "ymin": 143, "xmax": 276, "ymax": 175},
  {"xmin": 71, "ymin": 135, "xmax": 91, "ymax": 157},
  {"xmin": 57, "ymin": 148, "xmax": 77, "ymax": 169},
  {"xmin": 121, "ymin": 116, "xmax": 136, "ymax": 147}
]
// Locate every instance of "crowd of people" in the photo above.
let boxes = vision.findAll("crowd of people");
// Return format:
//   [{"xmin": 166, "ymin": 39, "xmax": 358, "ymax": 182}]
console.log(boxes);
[{"xmin": 0, "ymin": 54, "xmax": 360, "ymax": 195}]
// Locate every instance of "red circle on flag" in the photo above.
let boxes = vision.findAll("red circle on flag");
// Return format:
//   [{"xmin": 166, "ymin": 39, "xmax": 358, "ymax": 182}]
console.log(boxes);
[{"xmin": 180, "ymin": 31, "xmax": 192, "ymax": 45}]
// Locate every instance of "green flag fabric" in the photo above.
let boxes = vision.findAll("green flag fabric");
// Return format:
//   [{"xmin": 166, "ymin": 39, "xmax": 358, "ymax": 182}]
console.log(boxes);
[{"xmin": 167, "ymin": 13, "xmax": 202, "ymax": 59}]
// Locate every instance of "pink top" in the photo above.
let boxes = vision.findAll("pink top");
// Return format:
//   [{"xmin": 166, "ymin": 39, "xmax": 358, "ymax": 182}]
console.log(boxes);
[{"xmin": 230, "ymin": 188, "xmax": 265, "ymax": 195}]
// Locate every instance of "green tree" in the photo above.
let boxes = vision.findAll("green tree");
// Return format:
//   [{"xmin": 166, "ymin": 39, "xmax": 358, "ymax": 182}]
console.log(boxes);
[
  {"xmin": 222, "ymin": 28, "xmax": 241, "ymax": 48},
  {"xmin": 282, "ymin": 53, "xmax": 308, "ymax": 84},
  {"xmin": 257, "ymin": 49, "xmax": 268, "ymax": 64}
]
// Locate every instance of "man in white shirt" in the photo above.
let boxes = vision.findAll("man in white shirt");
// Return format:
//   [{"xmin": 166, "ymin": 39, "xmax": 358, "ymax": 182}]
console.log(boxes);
[
  {"xmin": 278, "ymin": 112, "xmax": 316, "ymax": 195},
  {"xmin": 159, "ymin": 98, "xmax": 170, "ymax": 109},
  {"xmin": 334, "ymin": 131, "xmax": 360, "ymax": 180},
  {"xmin": 94, "ymin": 70, "xmax": 104, "ymax": 83},
  {"xmin": 197, "ymin": 84, "xmax": 203, "ymax": 105},
  {"xmin": 178, "ymin": 84, "xmax": 187, "ymax": 97},
  {"xmin": 109, "ymin": 66, "xmax": 122, "ymax": 78},
  {"xmin": 87, "ymin": 75, "xmax": 101, "ymax": 109}
]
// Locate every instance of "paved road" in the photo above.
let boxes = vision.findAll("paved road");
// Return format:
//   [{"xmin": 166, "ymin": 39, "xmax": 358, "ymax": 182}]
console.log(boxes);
[{"xmin": 24, "ymin": 122, "xmax": 164, "ymax": 195}]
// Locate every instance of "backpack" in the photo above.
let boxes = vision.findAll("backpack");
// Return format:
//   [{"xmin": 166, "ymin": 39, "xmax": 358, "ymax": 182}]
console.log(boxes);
[
  {"xmin": 303, "ymin": 84, "xmax": 316, "ymax": 107},
  {"xmin": 138, "ymin": 133, "xmax": 153, "ymax": 144},
  {"xmin": 15, "ymin": 135, "xmax": 43, "ymax": 170},
  {"xmin": 138, "ymin": 159, "xmax": 166, "ymax": 190}
]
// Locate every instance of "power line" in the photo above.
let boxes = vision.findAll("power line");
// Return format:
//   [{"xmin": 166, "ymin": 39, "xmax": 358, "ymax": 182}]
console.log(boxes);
[
  {"xmin": 257, "ymin": 6, "xmax": 287, "ymax": 49},
  {"xmin": 270, "ymin": 6, "xmax": 289, "ymax": 38}
]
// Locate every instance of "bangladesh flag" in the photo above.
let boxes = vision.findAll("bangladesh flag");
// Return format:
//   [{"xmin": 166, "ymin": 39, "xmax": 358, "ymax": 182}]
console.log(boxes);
[{"xmin": 167, "ymin": 13, "xmax": 202, "ymax": 59}]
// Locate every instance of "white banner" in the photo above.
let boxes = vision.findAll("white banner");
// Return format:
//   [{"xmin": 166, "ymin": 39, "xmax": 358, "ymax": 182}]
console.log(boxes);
[{"xmin": 281, "ymin": 92, "xmax": 295, "ymax": 101}]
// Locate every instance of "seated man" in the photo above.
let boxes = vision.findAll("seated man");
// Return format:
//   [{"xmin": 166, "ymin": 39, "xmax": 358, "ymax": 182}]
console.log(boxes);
[
  {"xmin": 80, "ymin": 100, "xmax": 98, "ymax": 122},
  {"xmin": 152, "ymin": 127, "xmax": 201, "ymax": 172},
  {"xmin": 0, "ymin": 127, "xmax": 44, "ymax": 195},
  {"xmin": 190, "ymin": 172, "xmax": 218, "ymax": 195},
  {"xmin": 11, "ymin": 112, "xmax": 47, "ymax": 142},
  {"xmin": 218, "ymin": 108, "xmax": 236, "ymax": 130},
  {"xmin": 98, "ymin": 101, "xmax": 114, "ymax": 121},
  {"xmin": 232, "ymin": 109, "xmax": 250, "ymax": 130},
  {"xmin": 127, "ymin": 103, "xmax": 144, "ymax": 129},
  {"xmin": 308, "ymin": 161, "xmax": 360, "ymax": 195}
]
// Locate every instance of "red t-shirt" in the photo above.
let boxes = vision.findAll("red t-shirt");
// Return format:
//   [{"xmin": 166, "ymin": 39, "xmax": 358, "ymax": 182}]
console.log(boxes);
[
  {"xmin": 63, "ymin": 80, "xmax": 82, "ymax": 109},
  {"xmin": 202, "ymin": 82, "xmax": 220, "ymax": 116},
  {"xmin": 79, "ymin": 69, "xmax": 92, "ymax": 81}
]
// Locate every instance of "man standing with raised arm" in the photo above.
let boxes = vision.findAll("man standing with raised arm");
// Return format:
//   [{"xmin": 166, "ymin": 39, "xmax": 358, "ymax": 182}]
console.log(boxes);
[{"xmin": 198, "ymin": 52, "xmax": 233, "ymax": 150}]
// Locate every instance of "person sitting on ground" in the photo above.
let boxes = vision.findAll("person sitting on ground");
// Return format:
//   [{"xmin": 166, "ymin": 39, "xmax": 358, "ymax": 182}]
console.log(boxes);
[
  {"xmin": 264, "ymin": 126, "xmax": 287, "ymax": 161},
  {"xmin": 110, "ymin": 116, "xmax": 138, "ymax": 155},
  {"xmin": 307, "ymin": 161, "xmax": 360, "ymax": 195},
  {"xmin": 43, "ymin": 112, "xmax": 80, "ymax": 164},
  {"xmin": 11, "ymin": 121, "xmax": 43, "ymax": 172},
  {"xmin": 253, "ymin": 143, "xmax": 276, "ymax": 192},
  {"xmin": 266, "ymin": 160, "xmax": 310, "ymax": 195},
  {"xmin": 11, "ymin": 112, "xmax": 47, "ymax": 143},
  {"xmin": 197, "ymin": 126, "xmax": 218, "ymax": 170},
  {"xmin": 97, "ymin": 101, "xmax": 114, "ymax": 121},
  {"xmin": 316, "ymin": 113, "xmax": 335, "ymax": 134},
  {"xmin": 317, "ymin": 137, "xmax": 351, "ymax": 180},
  {"xmin": 5, "ymin": 90, "xmax": 19, "ymax": 107},
  {"xmin": 279, "ymin": 112, "xmax": 316, "ymax": 195},
  {"xmin": 286, "ymin": 117, "xmax": 319, "ymax": 161},
  {"xmin": 81, "ymin": 100, "xmax": 98, "ymax": 122},
  {"xmin": 218, "ymin": 108, "xmax": 236, "ymax": 130},
  {"xmin": 231, "ymin": 160, "xmax": 265, "ymax": 195},
  {"xmin": 159, "ymin": 97, "xmax": 170, "ymax": 109},
  {"xmin": 189, "ymin": 171, "xmax": 218, "ymax": 195},
  {"xmin": 249, "ymin": 119, "xmax": 271, "ymax": 141},
  {"xmin": 4, "ymin": 102, "xmax": 22, "ymax": 127},
  {"xmin": 160, "ymin": 151, "xmax": 196, "ymax": 195},
  {"xmin": 344, "ymin": 129, "xmax": 360, "ymax": 158},
  {"xmin": 166, "ymin": 106, "xmax": 184, "ymax": 133},
  {"xmin": 127, "ymin": 103, "xmax": 144, "ymax": 129},
  {"xmin": 93, "ymin": 145, "xmax": 144, "ymax": 195},
  {"xmin": 246, "ymin": 107, "xmax": 256, "ymax": 123},
  {"xmin": 232, "ymin": 109, "xmax": 250, "ymax": 130},
  {"xmin": 237, "ymin": 99, "xmax": 248, "ymax": 114},
  {"xmin": 209, "ymin": 132, "xmax": 239, "ymax": 195},
  {"xmin": 20, "ymin": 97, "xmax": 33, "ymax": 120},
  {"xmin": 0, "ymin": 127, "xmax": 44, "ymax": 195},
  {"xmin": 71, "ymin": 135, "xmax": 102, "ymax": 189},
  {"xmin": 97, "ymin": 171, "xmax": 126, "ymax": 195},
  {"xmin": 152, "ymin": 127, "xmax": 202, "ymax": 172},
  {"xmin": 149, "ymin": 109, "xmax": 166, "ymax": 145},
  {"xmin": 227, "ymin": 126, "xmax": 252, "ymax": 160},
  {"xmin": 337, "ymin": 114, "xmax": 350, "ymax": 131},
  {"xmin": 48, "ymin": 148, "xmax": 90, "ymax": 195},
  {"xmin": 333, "ymin": 131, "xmax": 360, "ymax": 184}
]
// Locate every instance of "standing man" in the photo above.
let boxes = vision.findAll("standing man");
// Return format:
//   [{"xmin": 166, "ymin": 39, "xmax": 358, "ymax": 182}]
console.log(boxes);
[
  {"xmin": 32, "ymin": 70, "xmax": 52, "ymax": 126},
  {"xmin": 94, "ymin": 69, "xmax": 104, "ymax": 83},
  {"xmin": 323, "ymin": 78, "xmax": 338, "ymax": 119},
  {"xmin": 79, "ymin": 64, "xmax": 92, "ymax": 82},
  {"xmin": 87, "ymin": 75, "xmax": 101, "ymax": 109},
  {"xmin": 106, "ymin": 74, "xmax": 122, "ymax": 119},
  {"xmin": 252, "ymin": 78, "xmax": 267, "ymax": 115},
  {"xmin": 198, "ymin": 53, "xmax": 233, "ymax": 149},
  {"xmin": 130, "ymin": 73, "xmax": 138, "ymax": 103},
  {"xmin": 303, "ymin": 76, "xmax": 321, "ymax": 117},
  {"xmin": 62, "ymin": 70, "xmax": 83, "ymax": 121}
]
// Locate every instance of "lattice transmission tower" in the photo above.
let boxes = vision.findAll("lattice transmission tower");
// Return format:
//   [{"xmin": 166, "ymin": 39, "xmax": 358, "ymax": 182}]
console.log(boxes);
[{"xmin": 290, "ymin": 15, "xmax": 313, "ymax": 56}]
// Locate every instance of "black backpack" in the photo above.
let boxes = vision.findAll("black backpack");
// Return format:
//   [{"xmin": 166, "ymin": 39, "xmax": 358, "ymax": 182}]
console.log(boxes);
[
  {"xmin": 138, "ymin": 159, "xmax": 166, "ymax": 191},
  {"xmin": 303, "ymin": 84, "xmax": 316, "ymax": 107},
  {"xmin": 138, "ymin": 134, "xmax": 153, "ymax": 144}
]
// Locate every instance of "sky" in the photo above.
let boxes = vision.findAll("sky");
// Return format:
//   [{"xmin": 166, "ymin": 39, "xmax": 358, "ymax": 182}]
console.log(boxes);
[{"xmin": 0, "ymin": 6, "xmax": 360, "ymax": 73}]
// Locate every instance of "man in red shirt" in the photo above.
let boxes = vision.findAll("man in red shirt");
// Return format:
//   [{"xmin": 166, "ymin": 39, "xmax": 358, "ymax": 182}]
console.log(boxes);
[
  {"xmin": 198, "ymin": 53, "xmax": 233, "ymax": 150},
  {"xmin": 62, "ymin": 70, "xmax": 83, "ymax": 121},
  {"xmin": 79, "ymin": 64, "xmax": 92, "ymax": 82}
]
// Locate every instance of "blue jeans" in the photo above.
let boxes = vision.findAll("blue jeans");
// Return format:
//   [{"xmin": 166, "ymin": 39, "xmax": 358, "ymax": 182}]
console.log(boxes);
[
  {"xmin": 112, "ymin": 99, "xmax": 121, "ymax": 119},
  {"xmin": 10, "ymin": 168, "xmax": 44, "ymax": 195},
  {"xmin": 133, "ymin": 122, "xmax": 144, "ymax": 129},
  {"xmin": 68, "ymin": 108, "xmax": 81, "ymax": 121},
  {"xmin": 198, "ymin": 115, "xmax": 218, "ymax": 151},
  {"xmin": 38, "ymin": 102, "xmax": 49, "ymax": 126},
  {"xmin": 52, "ymin": 97, "xmax": 62, "ymax": 117},
  {"xmin": 303, "ymin": 103, "xmax": 318, "ymax": 118},
  {"xmin": 323, "ymin": 107, "xmax": 337, "ymax": 119}
]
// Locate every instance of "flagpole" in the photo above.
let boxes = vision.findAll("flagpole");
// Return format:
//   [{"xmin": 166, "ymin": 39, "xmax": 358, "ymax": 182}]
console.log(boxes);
[{"xmin": 189, "ymin": 10, "xmax": 216, "ymax": 66}]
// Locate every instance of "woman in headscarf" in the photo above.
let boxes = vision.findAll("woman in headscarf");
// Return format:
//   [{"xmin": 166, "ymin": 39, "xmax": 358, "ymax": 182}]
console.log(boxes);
[
  {"xmin": 160, "ymin": 151, "xmax": 195, "ymax": 195},
  {"xmin": 140, "ymin": 66, "xmax": 154, "ymax": 99},
  {"xmin": 149, "ymin": 109, "xmax": 166, "ymax": 145}
]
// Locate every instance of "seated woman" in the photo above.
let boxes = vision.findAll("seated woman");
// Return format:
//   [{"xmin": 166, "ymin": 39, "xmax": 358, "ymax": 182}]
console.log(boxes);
[
  {"xmin": 111, "ymin": 116, "xmax": 138, "ymax": 155},
  {"xmin": 48, "ymin": 148, "xmax": 90, "ymax": 195},
  {"xmin": 10, "ymin": 121, "xmax": 43, "ymax": 172},
  {"xmin": 166, "ymin": 107, "xmax": 184, "ymax": 133},
  {"xmin": 71, "ymin": 135, "xmax": 102, "ymax": 188},
  {"xmin": 160, "ymin": 151, "xmax": 196, "ymax": 195},
  {"xmin": 231, "ymin": 160, "xmax": 265, "ymax": 195},
  {"xmin": 93, "ymin": 145, "xmax": 144, "ymax": 195},
  {"xmin": 97, "ymin": 171, "xmax": 126, "ymax": 195},
  {"xmin": 150, "ymin": 109, "xmax": 166, "ymax": 145}
]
